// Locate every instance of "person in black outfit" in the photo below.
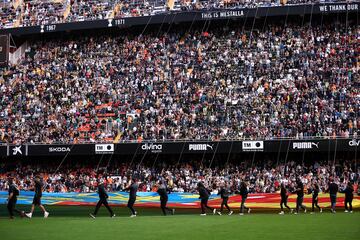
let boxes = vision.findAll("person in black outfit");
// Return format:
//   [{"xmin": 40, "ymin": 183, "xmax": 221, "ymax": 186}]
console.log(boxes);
[
  {"xmin": 125, "ymin": 178, "xmax": 138, "ymax": 217},
  {"xmin": 157, "ymin": 180, "xmax": 175, "ymax": 216},
  {"xmin": 239, "ymin": 182, "xmax": 251, "ymax": 215},
  {"xmin": 328, "ymin": 178, "xmax": 338, "ymax": 213},
  {"xmin": 7, "ymin": 177, "xmax": 24, "ymax": 219},
  {"xmin": 89, "ymin": 179, "xmax": 115, "ymax": 218},
  {"xmin": 198, "ymin": 182, "xmax": 216, "ymax": 215},
  {"xmin": 217, "ymin": 182, "xmax": 233, "ymax": 215},
  {"xmin": 279, "ymin": 183, "xmax": 292, "ymax": 214},
  {"xmin": 25, "ymin": 176, "xmax": 49, "ymax": 218},
  {"xmin": 295, "ymin": 179, "xmax": 306, "ymax": 214},
  {"xmin": 343, "ymin": 182, "xmax": 354, "ymax": 213},
  {"xmin": 309, "ymin": 183, "xmax": 322, "ymax": 214}
]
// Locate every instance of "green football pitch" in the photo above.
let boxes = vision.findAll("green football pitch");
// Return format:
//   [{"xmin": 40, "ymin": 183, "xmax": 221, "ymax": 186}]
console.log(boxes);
[{"xmin": 0, "ymin": 205, "xmax": 359, "ymax": 240}]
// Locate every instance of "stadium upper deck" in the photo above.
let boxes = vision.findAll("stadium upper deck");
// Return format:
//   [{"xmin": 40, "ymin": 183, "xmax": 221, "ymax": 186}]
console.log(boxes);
[{"xmin": 0, "ymin": 0, "xmax": 356, "ymax": 29}]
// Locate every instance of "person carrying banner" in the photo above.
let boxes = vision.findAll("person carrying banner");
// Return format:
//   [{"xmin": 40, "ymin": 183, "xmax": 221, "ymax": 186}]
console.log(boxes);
[
  {"xmin": 90, "ymin": 178, "xmax": 115, "ymax": 218},
  {"xmin": 294, "ymin": 178, "xmax": 307, "ymax": 214},
  {"xmin": 198, "ymin": 182, "xmax": 216, "ymax": 216},
  {"xmin": 279, "ymin": 183, "xmax": 292, "ymax": 214},
  {"xmin": 217, "ymin": 181, "xmax": 233, "ymax": 216},
  {"xmin": 7, "ymin": 177, "xmax": 25, "ymax": 219},
  {"xmin": 343, "ymin": 182, "xmax": 354, "ymax": 213},
  {"xmin": 125, "ymin": 177, "xmax": 139, "ymax": 217},
  {"xmin": 309, "ymin": 182, "xmax": 322, "ymax": 214},
  {"xmin": 25, "ymin": 176, "xmax": 50, "ymax": 218},
  {"xmin": 157, "ymin": 180, "xmax": 175, "ymax": 216},
  {"xmin": 328, "ymin": 178, "xmax": 338, "ymax": 213},
  {"xmin": 239, "ymin": 181, "xmax": 251, "ymax": 215}
]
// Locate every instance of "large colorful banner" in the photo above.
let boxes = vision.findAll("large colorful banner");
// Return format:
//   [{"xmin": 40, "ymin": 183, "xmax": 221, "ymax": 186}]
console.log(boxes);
[{"xmin": 1, "ymin": 191, "xmax": 359, "ymax": 209}]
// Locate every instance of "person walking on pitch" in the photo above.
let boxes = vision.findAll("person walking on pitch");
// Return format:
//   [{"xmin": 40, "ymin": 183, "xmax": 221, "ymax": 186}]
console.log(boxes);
[
  {"xmin": 343, "ymin": 182, "xmax": 354, "ymax": 213},
  {"xmin": 157, "ymin": 180, "xmax": 175, "ymax": 216},
  {"xmin": 328, "ymin": 178, "xmax": 338, "ymax": 213},
  {"xmin": 7, "ymin": 177, "xmax": 24, "ymax": 219},
  {"xmin": 89, "ymin": 179, "xmax": 115, "ymax": 218},
  {"xmin": 198, "ymin": 182, "xmax": 216, "ymax": 216},
  {"xmin": 125, "ymin": 178, "xmax": 139, "ymax": 217},
  {"xmin": 217, "ymin": 182, "xmax": 233, "ymax": 215},
  {"xmin": 295, "ymin": 178, "xmax": 306, "ymax": 214},
  {"xmin": 279, "ymin": 183, "xmax": 292, "ymax": 214},
  {"xmin": 309, "ymin": 183, "xmax": 322, "ymax": 214},
  {"xmin": 25, "ymin": 176, "xmax": 49, "ymax": 218},
  {"xmin": 239, "ymin": 182, "xmax": 251, "ymax": 215}
]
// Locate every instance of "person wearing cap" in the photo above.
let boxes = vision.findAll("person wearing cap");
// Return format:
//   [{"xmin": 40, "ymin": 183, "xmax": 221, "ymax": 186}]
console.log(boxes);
[
  {"xmin": 90, "ymin": 178, "xmax": 115, "ymax": 218},
  {"xmin": 124, "ymin": 177, "xmax": 139, "ymax": 217},
  {"xmin": 25, "ymin": 176, "xmax": 49, "ymax": 218},
  {"xmin": 7, "ymin": 177, "xmax": 24, "ymax": 219},
  {"xmin": 197, "ymin": 182, "xmax": 216, "ymax": 216},
  {"xmin": 157, "ymin": 179, "xmax": 175, "ymax": 216}
]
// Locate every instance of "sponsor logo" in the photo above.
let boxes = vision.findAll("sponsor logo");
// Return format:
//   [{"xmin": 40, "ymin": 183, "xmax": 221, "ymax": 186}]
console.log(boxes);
[
  {"xmin": 95, "ymin": 144, "xmax": 114, "ymax": 154},
  {"xmin": 349, "ymin": 139, "xmax": 360, "ymax": 147},
  {"xmin": 12, "ymin": 146, "xmax": 22, "ymax": 155},
  {"xmin": 293, "ymin": 142, "xmax": 319, "ymax": 149},
  {"xmin": 49, "ymin": 147, "xmax": 71, "ymax": 153},
  {"xmin": 189, "ymin": 144, "xmax": 213, "ymax": 151},
  {"xmin": 242, "ymin": 141, "xmax": 264, "ymax": 152},
  {"xmin": 141, "ymin": 143, "xmax": 162, "ymax": 153}
]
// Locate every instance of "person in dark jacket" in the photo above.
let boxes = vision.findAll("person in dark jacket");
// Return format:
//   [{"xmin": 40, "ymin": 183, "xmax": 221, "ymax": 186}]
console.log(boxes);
[
  {"xmin": 309, "ymin": 183, "xmax": 322, "ymax": 214},
  {"xmin": 217, "ymin": 182, "xmax": 233, "ymax": 215},
  {"xmin": 239, "ymin": 182, "xmax": 251, "ymax": 215},
  {"xmin": 198, "ymin": 182, "xmax": 216, "ymax": 216},
  {"xmin": 279, "ymin": 183, "xmax": 292, "ymax": 214},
  {"xmin": 25, "ymin": 176, "xmax": 49, "ymax": 218},
  {"xmin": 7, "ymin": 177, "xmax": 24, "ymax": 219},
  {"xmin": 295, "ymin": 178, "xmax": 306, "ymax": 214},
  {"xmin": 124, "ymin": 178, "xmax": 139, "ymax": 217},
  {"xmin": 157, "ymin": 180, "xmax": 175, "ymax": 216},
  {"xmin": 89, "ymin": 179, "xmax": 115, "ymax": 218},
  {"xmin": 343, "ymin": 182, "xmax": 354, "ymax": 213},
  {"xmin": 328, "ymin": 178, "xmax": 338, "ymax": 213}
]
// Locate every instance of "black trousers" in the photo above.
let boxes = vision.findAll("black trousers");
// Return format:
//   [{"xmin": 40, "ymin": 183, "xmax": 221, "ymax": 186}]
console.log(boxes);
[
  {"xmin": 240, "ymin": 196, "xmax": 249, "ymax": 213},
  {"xmin": 93, "ymin": 198, "xmax": 114, "ymax": 216},
  {"xmin": 200, "ymin": 198, "xmax": 214, "ymax": 214},
  {"xmin": 280, "ymin": 197, "xmax": 291, "ymax": 211},
  {"xmin": 312, "ymin": 198, "xmax": 321, "ymax": 212},
  {"xmin": 345, "ymin": 197, "xmax": 353, "ymax": 211},
  {"xmin": 220, "ymin": 197, "xmax": 231, "ymax": 212},
  {"xmin": 296, "ymin": 196, "xmax": 306, "ymax": 213},
  {"xmin": 160, "ymin": 196, "xmax": 172, "ymax": 215},
  {"xmin": 128, "ymin": 197, "xmax": 136, "ymax": 215},
  {"xmin": 7, "ymin": 198, "xmax": 22, "ymax": 217},
  {"xmin": 330, "ymin": 194, "xmax": 337, "ymax": 211}
]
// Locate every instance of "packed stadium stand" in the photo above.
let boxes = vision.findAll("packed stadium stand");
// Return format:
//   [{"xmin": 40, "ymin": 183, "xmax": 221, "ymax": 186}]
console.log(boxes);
[
  {"xmin": 0, "ymin": 19, "xmax": 358, "ymax": 144},
  {"xmin": 0, "ymin": 0, "xmax": 354, "ymax": 28}
]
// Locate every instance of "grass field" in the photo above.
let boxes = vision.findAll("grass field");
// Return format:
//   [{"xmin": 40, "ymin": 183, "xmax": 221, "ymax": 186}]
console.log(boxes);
[{"xmin": 0, "ymin": 205, "xmax": 359, "ymax": 240}]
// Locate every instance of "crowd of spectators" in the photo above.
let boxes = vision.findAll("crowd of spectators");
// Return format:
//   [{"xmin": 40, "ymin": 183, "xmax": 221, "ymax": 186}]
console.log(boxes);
[
  {"xmin": 0, "ymin": 0, "xmax": 352, "ymax": 28},
  {"xmin": 20, "ymin": 0, "xmax": 70, "ymax": 27},
  {"xmin": 0, "ymin": 20, "xmax": 359, "ymax": 143},
  {"xmin": 0, "ymin": 158, "xmax": 358, "ymax": 194},
  {"xmin": 67, "ymin": 0, "xmax": 117, "ymax": 22},
  {"xmin": 0, "ymin": 1, "xmax": 21, "ymax": 29}
]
